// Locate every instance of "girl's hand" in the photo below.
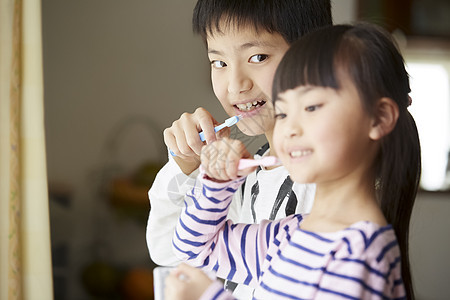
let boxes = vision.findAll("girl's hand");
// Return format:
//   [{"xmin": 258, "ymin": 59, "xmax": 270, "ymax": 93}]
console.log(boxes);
[
  {"xmin": 163, "ymin": 107, "xmax": 230, "ymax": 175},
  {"xmin": 164, "ymin": 263, "xmax": 213, "ymax": 300},
  {"xmin": 201, "ymin": 137, "xmax": 255, "ymax": 181}
]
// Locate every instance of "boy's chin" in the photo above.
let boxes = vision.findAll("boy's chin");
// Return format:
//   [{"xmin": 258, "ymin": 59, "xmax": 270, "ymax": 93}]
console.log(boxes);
[
  {"xmin": 236, "ymin": 123, "xmax": 267, "ymax": 136},
  {"xmin": 236, "ymin": 116, "xmax": 274, "ymax": 136}
]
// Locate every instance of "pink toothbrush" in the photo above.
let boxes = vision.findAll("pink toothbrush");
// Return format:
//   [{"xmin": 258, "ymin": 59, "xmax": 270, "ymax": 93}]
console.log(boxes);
[{"xmin": 238, "ymin": 156, "xmax": 281, "ymax": 170}]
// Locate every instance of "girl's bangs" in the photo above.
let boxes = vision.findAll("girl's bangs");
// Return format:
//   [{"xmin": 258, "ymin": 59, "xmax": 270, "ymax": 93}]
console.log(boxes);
[{"xmin": 272, "ymin": 25, "xmax": 352, "ymax": 101}]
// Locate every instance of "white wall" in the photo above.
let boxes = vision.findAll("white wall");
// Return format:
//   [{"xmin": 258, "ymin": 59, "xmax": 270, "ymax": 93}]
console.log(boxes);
[
  {"xmin": 410, "ymin": 193, "xmax": 450, "ymax": 299},
  {"xmin": 331, "ymin": 0, "xmax": 357, "ymax": 24},
  {"xmin": 43, "ymin": 1, "xmax": 450, "ymax": 299},
  {"xmin": 43, "ymin": 1, "xmax": 218, "ymax": 298}
]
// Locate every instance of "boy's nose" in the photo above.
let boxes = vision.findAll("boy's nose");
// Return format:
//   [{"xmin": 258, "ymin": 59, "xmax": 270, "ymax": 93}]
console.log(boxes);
[{"xmin": 227, "ymin": 69, "xmax": 252, "ymax": 95}]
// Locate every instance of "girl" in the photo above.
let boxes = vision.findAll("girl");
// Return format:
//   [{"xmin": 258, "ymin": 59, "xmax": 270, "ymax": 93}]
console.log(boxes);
[{"xmin": 167, "ymin": 23, "xmax": 420, "ymax": 300}]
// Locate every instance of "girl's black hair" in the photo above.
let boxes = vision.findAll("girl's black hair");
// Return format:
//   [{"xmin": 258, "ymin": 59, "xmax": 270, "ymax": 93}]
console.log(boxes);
[
  {"xmin": 192, "ymin": 0, "xmax": 332, "ymax": 44},
  {"xmin": 272, "ymin": 23, "xmax": 421, "ymax": 299}
]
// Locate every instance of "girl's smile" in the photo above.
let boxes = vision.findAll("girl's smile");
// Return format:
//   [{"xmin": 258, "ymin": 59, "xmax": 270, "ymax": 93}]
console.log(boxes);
[{"xmin": 288, "ymin": 148, "xmax": 313, "ymax": 160}]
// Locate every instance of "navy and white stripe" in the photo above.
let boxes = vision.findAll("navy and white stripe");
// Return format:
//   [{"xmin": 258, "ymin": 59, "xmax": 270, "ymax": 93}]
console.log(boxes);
[{"xmin": 173, "ymin": 175, "xmax": 406, "ymax": 300}]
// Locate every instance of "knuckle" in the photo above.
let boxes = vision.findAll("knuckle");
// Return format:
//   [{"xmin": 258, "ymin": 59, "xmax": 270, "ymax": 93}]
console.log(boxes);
[
  {"xmin": 178, "ymin": 144, "xmax": 191, "ymax": 155},
  {"xmin": 163, "ymin": 127, "xmax": 172, "ymax": 138},
  {"xmin": 179, "ymin": 112, "xmax": 192, "ymax": 122},
  {"xmin": 186, "ymin": 136, "xmax": 201, "ymax": 148},
  {"xmin": 194, "ymin": 107, "xmax": 207, "ymax": 114}
]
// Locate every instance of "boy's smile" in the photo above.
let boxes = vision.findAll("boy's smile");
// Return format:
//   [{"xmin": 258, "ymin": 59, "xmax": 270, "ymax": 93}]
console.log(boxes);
[{"xmin": 206, "ymin": 22, "xmax": 290, "ymax": 136}]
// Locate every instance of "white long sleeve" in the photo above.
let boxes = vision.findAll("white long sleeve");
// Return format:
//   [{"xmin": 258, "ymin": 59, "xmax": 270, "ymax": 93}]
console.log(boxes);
[{"xmin": 146, "ymin": 152, "xmax": 243, "ymax": 266}]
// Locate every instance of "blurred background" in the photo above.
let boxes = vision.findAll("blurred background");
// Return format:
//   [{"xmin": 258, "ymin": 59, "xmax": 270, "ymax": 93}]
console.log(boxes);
[{"xmin": 42, "ymin": 0, "xmax": 450, "ymax": 299}]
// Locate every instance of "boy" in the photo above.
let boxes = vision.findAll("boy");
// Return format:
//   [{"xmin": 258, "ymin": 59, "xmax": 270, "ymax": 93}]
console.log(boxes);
[{"xmin": 147, "ymin": 0, "xmax": 332, "ymax": 298}]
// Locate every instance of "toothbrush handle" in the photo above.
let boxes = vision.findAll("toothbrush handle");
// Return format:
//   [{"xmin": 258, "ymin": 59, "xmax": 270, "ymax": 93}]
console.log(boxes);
[
  {"xmin": 238, "ymin": 157, "xmax": 280, "ymax": 170},
  {"xmin": 198, "ymin": 123, "xmax": 225, "ymax": 142},
  {"xmin": 170, "ymin": 116, "xmax": 239, "ymax": 156},
  {"xmin": 171, "ymin": 124, "xmax": 223, "ymax": 156}
]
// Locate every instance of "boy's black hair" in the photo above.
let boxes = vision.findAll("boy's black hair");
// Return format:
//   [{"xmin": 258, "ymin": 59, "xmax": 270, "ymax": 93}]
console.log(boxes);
[
  {"xmin": 272, "ymin": 23, "xmax": 420, "ymax": 299},
  {"xmin": 193, "ymin": 0, "xmax": 332, "ymax": 44}
]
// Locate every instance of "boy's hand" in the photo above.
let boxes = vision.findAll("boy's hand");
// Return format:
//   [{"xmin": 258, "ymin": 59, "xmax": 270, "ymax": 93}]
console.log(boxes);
[
  {"xmin": 164, "ymin": 107, "xmax": 229, "ymax": 175},
  {"xmin": 201, "ymin": 137, "xmax": 255, "ymax": 182},
  {"xmin": 164, "ymin": 263, "xmax": 213, "ymax": 300}
]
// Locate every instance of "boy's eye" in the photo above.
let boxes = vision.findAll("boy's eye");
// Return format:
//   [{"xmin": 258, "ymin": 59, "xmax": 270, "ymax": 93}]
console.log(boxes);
[
  {"xmin": 211, "ymin": 60, "xmax": 227, "ymax": 68},
  {"xmin": 249, "ymin": 54, "xmax": 268, "ymax": 63}
]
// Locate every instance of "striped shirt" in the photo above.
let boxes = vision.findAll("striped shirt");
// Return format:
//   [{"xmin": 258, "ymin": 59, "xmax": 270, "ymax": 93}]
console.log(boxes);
[{"xmin": 173, "ymin": 174, "xmax": 406, "ymax": 300}]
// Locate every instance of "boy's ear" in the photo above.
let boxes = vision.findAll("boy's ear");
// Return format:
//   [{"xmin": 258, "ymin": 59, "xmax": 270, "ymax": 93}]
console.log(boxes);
[{"xmin": 369, "ymin": 97, "xmax": 399, "ymax": 140}]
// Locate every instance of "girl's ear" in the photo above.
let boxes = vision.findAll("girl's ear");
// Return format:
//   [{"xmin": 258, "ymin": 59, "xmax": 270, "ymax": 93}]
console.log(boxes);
[{"xmin": 369, "ymin": 97, "xmax": 399, "ymax": 140}]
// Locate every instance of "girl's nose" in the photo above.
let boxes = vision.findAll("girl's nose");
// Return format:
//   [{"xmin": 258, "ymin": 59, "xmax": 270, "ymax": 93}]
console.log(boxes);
[
  {"xmin": 227, "ymin": 68, "xmax": 252, "ymax": 95},
  {"xmin": 285, "ymin": 117, "xmax": 303, "ymax": 138}
]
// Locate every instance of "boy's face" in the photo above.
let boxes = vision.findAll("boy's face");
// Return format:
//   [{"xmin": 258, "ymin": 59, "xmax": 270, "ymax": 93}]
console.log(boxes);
[{"xmin": 206, "ymin": 23, "xmax": 290, "ymax": 136}]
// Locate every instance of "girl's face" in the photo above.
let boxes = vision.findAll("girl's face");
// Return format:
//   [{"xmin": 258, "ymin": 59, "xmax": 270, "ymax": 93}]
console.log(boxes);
[
  {"xmin": 273, "ymin": 76, "xmax": 378, "ymax": 185},
  {"xmin": 206, "ymin": 23, "xmax": 290, "ymax": 136}
]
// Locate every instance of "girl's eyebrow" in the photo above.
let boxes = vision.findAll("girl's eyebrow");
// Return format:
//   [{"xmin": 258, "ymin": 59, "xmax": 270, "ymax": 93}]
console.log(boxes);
[
  {"xmin": 276, "ymin": 86, "xmax": 315, "ymax": 102},
  {"xmin": 297, "ymin": 86, "xmax": 314, "ymax": 96},
  {"xmin": 275, "ymin": 95, "xmax": 286, "ymax": 102}
]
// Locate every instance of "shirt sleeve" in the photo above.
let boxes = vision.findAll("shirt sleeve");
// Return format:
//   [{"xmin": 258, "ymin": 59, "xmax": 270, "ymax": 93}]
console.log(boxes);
[
  {"xmin": 310, "ymin": 236, "xmax": 403, "ymax": 299},
  {"xmin": 146, "ymin": 153, "xmax": 199, "ymax": 266},
  {"xmin": 173, "ymin": 172, "xmax": 297, "ymax": 288},
  {"xmin": 147, "ymin": 152, "xmax": 244, "ymax": 266},
  {"xmin": 199, "ymin": 280, "xmax": 236, "ymax": 300}
]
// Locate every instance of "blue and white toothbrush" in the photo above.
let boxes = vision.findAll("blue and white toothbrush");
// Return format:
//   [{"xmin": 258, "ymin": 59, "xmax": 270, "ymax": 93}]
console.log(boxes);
[{"xmin": 170, "ymin": 115, "xmax": 242, "ymax": 156}]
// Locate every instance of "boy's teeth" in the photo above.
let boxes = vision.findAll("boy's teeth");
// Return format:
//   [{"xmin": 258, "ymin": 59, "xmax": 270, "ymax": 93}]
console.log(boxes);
[
  {"xmin": 236, "ymin": 100, "xmax": 265, "ymax": 111},
  {"xmin": 290, "ymin": 150, "xmax": 312, "ymax": 158}
]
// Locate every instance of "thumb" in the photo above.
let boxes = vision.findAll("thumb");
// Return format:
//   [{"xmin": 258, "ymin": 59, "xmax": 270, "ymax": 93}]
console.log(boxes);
[
  {"xmin": 215, "ymin": 126, "xmax": 230, "ymax": 139},
  {"xmin": 237, "ymin": 165, "xmax": 257, "ymax": 177}
]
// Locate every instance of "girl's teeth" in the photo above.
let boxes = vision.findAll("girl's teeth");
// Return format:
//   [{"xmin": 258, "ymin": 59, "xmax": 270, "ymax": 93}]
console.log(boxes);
[{"xmin": 290, "ymin": 150, "xmax": 312, "ymax": 158}]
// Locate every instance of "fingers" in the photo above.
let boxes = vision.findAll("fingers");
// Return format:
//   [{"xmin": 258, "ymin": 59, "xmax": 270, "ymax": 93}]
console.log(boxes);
[
  {"xmin": 175, "ymin": 262, "xmax": 207, "ymax": 278},
  {"xmin": 164, "ymin": 269, "xmax": 188, "ymax": 300},
  {"xmin": 237, "ymin": 165, "xmax": 257, "ymax": 177},
  {"xmin": 215, "ymin": 126, "xmax": 230, "ymax": 140},
  {"xmin": 201, "ymin": 138, "xmax": 252, "ymax": 181},
  {"xmin": 164, "ymin": 108, "xmax": 218, "ymax": 158},
  {"xmin": 164, "ymin": 264, "xmax": 213, "ymax": 300},
  {"xmin": 196, "ymin": 111, "xmax": 217, "ymax": 144}
]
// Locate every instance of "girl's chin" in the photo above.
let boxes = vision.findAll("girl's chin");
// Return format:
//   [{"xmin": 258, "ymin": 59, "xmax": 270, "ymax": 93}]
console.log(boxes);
[{"xmin": 287, "ymin": 171, "xmax": 314, "ymax": 184}]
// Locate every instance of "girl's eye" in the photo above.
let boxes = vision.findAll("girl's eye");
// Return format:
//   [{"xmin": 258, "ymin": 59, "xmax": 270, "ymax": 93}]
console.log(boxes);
[
  {"xmin": 211, "ymin": 60, "xmax": 227, "ymax": 68},
  {"xmin": 249, "ymin": 54, "xmax": 268, "ymax": 63},
  {"xmin": 274, "ymin": 113, "xmax": 287, "ymax": 120},
  {"xmin": 305, "ymin": 104, "xmax": 321, "ymax": 112}
]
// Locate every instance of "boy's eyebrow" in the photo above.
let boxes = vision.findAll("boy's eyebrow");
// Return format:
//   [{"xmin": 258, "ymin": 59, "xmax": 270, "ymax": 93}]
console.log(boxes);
[
  {"xmin": 241, "ymin": 40, "xmax": 278, "ymax": 49},
  {"xmin": 208, "ymin": 40, "xmax": 278, "ymax": 55}
]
